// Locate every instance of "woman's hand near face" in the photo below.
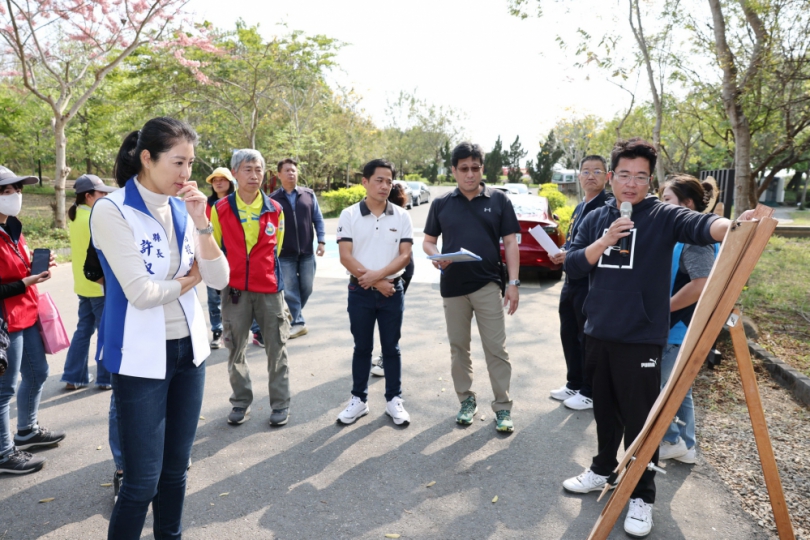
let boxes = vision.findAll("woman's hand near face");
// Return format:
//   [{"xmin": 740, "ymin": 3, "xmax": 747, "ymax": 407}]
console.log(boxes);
[{"xmin": 178, "ymin": 181, "xmax": 208, "ymax": 228}]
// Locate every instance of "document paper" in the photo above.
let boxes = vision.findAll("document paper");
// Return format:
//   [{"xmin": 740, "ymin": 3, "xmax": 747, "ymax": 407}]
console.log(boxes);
[
  {"xmin": 427, "ymin": 248, "xmax": 482, "ymax": 263},
  {"xmin": 528, "ymin": 225, "xmax": 562, "ymax": 257}
]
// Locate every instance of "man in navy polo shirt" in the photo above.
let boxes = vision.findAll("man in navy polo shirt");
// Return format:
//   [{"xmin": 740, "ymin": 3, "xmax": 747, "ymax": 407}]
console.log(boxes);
[
  {"xmin": 422, "ymin": 142, "xmax": 521, "ymax": 433},
  {"xmin": 270, "ymin": 158, "xmax": 326, "ymax": 339},
  {"xmin": 335, "ymin": 159, "xmax": 413, "ymax": 426}
]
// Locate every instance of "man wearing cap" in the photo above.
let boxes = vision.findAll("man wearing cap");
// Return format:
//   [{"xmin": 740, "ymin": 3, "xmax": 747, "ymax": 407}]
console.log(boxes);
[
  {"xmin": 270, "ymin": 158, "xmax": 326, "ymax": 339},
  {"xmin": 61, "ymin": 174, "xmax": 117, "ymax": 390},
  {"xmin": 0, "ymin": 166, "xmax": 65, "ymax": 475},
  {"xmin": 211, "ymin": 149, "xmax": 291, "ymax": 427}
]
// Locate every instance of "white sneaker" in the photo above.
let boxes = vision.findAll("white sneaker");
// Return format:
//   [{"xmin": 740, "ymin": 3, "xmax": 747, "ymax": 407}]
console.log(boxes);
[
  {"xmin": 550, "ymin": 384, "xmax": 578, "ymax": 401},
  {"xmin": 385, "ymin": 396, "xmax": 410, "ymax": 425},
  {"xmin": 562, "ymin": 468, "xmax": 614, "ymax": 494},
  {"xmin": 370, "ymin": 356, "xmax": 384, "ymax": 377},
  {"xmin": 337, "ymin": 396, "xmax": 369, "ymax": 425},
  {"xmin": 675, "ymin": 445, "xmax": 696, "ymax": 464},
  {"xmin": 624, "ymin": 497, "xmax": 653, "ymax": 537},
  {"xmin": 563, "ymin": 392, "xmax": 593, "ymax": 410},
  {"xmin": 290, "ymin": 324, "xmax": 308, "ymax": 339},
  {"xmin": 658, "ymin": 438, "xmax": 688, "ymax": 461}
]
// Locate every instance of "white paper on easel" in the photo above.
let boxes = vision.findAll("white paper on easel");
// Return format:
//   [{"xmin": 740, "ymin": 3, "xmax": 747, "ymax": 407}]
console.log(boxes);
[{"xmin": 528, "ymin": 225, "xmax": 562, "ymax": 256}]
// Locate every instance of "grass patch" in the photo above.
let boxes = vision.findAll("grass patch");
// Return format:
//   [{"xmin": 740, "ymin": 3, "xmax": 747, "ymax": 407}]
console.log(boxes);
[
  {"xmin": 789, "ymin": 210, "xmax": 810, "ymax": 225},
  {"xmin": 740, "ymin": 236, "xmax": 810, "ymax": 377},
  {"xmin": 21, "ymin": 215, "xmax": 70, "ymax": 252}
]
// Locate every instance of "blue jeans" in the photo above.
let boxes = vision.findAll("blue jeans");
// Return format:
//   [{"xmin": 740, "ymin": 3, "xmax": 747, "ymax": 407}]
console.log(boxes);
[
  {"xmin": 206, "ymin": 287, "xmax": 222, "ymax": 333},
  {"xmin": 109, "ymin": 394, "xmax": 122, "ymax": 471},
  {"xmin": 279, "ymin": 254, "xmax": 316, "ymax": 326},
  {"xmin": 62, "ymin": 295, "xmax": 110, "ymax": 386},
  {"xmin": 660, "ymin": 343, "xmax": 696, "ymax": 449},
  {"xmin": 108, "ymin": 337, "xmax": 204, "ymax": 540},
  {"xmin": 209, "ymin": 287, "xmax": 259, "ymax": 334},
  {"xmin": 0, "ymin": 324, "xmax": 49, "ymax": 456},
  {"xmin": 347, "ymin": 281, "xmax": 403, "ymax": 402}
]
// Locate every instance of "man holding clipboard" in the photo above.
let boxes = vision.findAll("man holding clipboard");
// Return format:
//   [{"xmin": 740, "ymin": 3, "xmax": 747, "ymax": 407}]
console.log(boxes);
[{"xmin": 423, "ymin": 142, "xmax": 521, "ymax": 433}]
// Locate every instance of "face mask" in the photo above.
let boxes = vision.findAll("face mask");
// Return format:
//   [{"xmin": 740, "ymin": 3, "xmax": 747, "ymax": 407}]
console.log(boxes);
[{"xmin": 0, "ymin": 192, "xmax": 22, "ymax": 217}]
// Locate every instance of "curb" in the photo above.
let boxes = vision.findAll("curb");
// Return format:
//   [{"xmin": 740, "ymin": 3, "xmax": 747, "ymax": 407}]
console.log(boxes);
[
  {"xmin": 774, "ymin": 225, "xmax": 810, "ymax": 238},
  {"xmin": 748, "ymin": 340, "xmax": 810, "ymax": 408}
]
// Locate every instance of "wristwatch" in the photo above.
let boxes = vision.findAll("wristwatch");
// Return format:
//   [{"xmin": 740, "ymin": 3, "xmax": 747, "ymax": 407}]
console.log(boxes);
[
  {"xmin": 196, "ymin": 221, "xmax": 214, "ymax": 235},
  {"xmin": 508, "ymin": 279, "xmax": 520, "ymax": 287}
]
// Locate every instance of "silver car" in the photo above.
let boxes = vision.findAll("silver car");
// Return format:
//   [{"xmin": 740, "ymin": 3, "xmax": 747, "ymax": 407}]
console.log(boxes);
[{"xmin": 408, "ymin": 181, "xmax": 431, "ymax": 206}]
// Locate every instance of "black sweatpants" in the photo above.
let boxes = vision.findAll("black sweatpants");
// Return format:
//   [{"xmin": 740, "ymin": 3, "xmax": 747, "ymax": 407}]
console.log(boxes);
[
  {"xmin": 585, "ymin": 336, "xmax": 662, "ymax": 504},
  {"xmin": 558, "ymin": 281, "xmax": 590, "ymax": 397}
]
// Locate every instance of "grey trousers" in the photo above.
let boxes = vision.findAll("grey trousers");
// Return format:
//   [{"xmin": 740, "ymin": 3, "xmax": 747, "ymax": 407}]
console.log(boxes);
[
  {"xmin": 222, "ymin": 289, "xmax": 290, "ymax": 410},
  {"xmin": 442, "ymin": 282, "xmax": 513, "ymax": 412}
]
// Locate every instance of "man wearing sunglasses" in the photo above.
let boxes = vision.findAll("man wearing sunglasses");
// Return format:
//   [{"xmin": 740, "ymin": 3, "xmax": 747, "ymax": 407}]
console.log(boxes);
[
  {"xmin": 560, "ymin": 138, "xmax": 747, "ymax": 538},
  {"xmin": 423, "ymin": 142, "xmax": 521, "ymax": 433}
]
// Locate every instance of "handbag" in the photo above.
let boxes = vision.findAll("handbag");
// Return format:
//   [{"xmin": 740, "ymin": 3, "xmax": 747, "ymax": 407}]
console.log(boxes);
[{"xmin": 36, "ymin": 292, "xmax": 70, "ymax": 355}]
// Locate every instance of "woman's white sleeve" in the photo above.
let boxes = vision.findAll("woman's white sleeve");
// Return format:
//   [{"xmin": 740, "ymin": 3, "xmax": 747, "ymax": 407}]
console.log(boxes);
[
  {"xmin": 90, "ymin": 200, "xmax": 182, "ymax": 309},
  {"xmin": 194, "ymin": 232, "xmax": 230, "ymax": 291}
]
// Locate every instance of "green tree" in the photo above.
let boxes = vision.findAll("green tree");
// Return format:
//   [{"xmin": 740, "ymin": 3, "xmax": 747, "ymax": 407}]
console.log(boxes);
[
  {"xmin": 484, "ymin": 136, "xmax": 504, "ymax": 183},
  {"xmin": 503, "ymin": 136, "xmax": 527, "ymax": 183},
  {"xmin": 440, "ymin": 140, "xmax": 453, "ymax": 182},
  {"xmin": 529, "ymin": 130, "xmax": 565, "ymax": 184}
]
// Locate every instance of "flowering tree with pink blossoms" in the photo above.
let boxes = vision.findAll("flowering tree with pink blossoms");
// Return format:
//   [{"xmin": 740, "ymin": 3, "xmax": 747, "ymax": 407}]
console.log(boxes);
[{"xmin": 0, "ymin": 0, "xmax": 206, "ymax": 227}]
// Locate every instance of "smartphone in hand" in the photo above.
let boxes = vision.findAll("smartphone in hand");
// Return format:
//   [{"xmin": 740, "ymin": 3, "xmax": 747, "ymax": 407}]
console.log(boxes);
[{"xmin": 31, "ymin": 248, "xmax": 51, "ymax": 276}]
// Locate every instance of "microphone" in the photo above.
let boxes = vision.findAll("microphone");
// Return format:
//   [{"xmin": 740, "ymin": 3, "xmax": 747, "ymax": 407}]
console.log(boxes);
[{"xmin": 619, "ymin": 201, "xmax": 632, "ymax": 257}]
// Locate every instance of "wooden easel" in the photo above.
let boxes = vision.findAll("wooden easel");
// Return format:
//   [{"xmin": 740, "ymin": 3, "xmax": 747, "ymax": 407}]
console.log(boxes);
[{"xmin": 587, "ymin": 205, "xmax": 796, "ymax": 539}]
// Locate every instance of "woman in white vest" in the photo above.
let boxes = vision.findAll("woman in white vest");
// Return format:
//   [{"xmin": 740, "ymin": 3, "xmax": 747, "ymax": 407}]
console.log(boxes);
[{"xmin": 91, "ymin": 117, "xmax": 229, "ymax": 539}]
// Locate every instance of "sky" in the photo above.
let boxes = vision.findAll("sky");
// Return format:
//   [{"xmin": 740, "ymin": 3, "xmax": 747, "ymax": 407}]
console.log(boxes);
[{"xmin": 191, "ymin": 0, "xmax": 649, "ymax": 156}]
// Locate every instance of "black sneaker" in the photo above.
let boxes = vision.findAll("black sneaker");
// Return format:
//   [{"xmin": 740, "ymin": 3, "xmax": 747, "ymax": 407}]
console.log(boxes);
[
  {"xmin": 210, "ymin": 330, "xmax": 223, "ymax": 349},
  {"xmin": 227, "ymin": 406, "xmax": 250, "ymax": 425},
  {"xmin": 14, "ymin": 426, "xmax": 66, "ymax": 450},
  {"xmin": 269, "ymin": 408, "xmax": 289, "ymax": 427},
  {"xmin": 252, "ymin": 332, "xmax": 265, "ymax": 348},
  {"xmin": 113, "ymin": 470, "xmax": 123, "ymax": 503},
  {"xmin": 0, "ymin": 450, "xmax": 46, "ymax": 475}
]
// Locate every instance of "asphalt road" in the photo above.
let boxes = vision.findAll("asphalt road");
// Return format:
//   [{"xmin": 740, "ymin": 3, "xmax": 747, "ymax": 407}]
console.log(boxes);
[{"xmin": 1, "ymin": 185, "xmax": 762, "ymax": 539}]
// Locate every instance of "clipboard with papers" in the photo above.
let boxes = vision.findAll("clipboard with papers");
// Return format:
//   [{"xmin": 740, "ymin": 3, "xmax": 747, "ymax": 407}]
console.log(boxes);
[{"xmin": 427, "ymin": 248, "xmax": 482, "ymax": 263}]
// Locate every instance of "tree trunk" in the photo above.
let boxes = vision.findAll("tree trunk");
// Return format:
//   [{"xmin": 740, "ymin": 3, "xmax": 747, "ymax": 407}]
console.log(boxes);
[
  {"xmin": 734, "ymin": 120, "xmax": 754, "ymax": 214},
  {"xmin": 799, "ymin": 173, "xmax": 808, "ymax": 210},
  {"xmin": 53, "ymin": 118, "xmax": 70, "ymax": 228}
]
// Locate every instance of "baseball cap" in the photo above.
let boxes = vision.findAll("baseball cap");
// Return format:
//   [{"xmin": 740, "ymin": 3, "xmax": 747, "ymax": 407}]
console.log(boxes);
[
  {"xmin": 0, "ymin": 166, "xmax": 38, "ymax": 186},
  {"xmin": 74, "ymin": 174, "xmax": 117, "ymax": 194},
  {"xmin": 205, "ymin": 167, "xmax": 237, "ymax": 184}
]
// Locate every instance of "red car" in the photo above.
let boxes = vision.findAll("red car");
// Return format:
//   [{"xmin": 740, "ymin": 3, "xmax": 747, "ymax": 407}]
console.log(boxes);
[{"xmin": 499, "ymin": 193, "xmax": 564, "ymax": 280}]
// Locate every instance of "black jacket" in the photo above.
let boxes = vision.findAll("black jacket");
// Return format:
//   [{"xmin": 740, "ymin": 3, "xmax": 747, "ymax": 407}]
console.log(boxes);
[
  {"xmin": 563, "ymin": 189, "xmax": 608, "ymax": 287},
  {"xmin": 270, "ymin": 187, "xmax": 319, "ymax": 258},
  {"xmin": 564, "ymin": 196, "xmax": 720, "ymax": 347}
]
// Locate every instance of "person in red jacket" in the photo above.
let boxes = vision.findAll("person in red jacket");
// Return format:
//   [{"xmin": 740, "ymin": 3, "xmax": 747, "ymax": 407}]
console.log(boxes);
[
  {"xmin": 210, "ymin": 149, "xmax": 290, "ymax": 427},
  {"xmin": 0, "ymin": 166, "xmax": 66, "ymax": 475}
]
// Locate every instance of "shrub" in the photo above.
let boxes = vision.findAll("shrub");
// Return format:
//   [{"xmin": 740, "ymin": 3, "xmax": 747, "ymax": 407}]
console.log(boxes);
[
  {"xmin": 538, "ymin": 183, "xmax": 568, "ymax": 213},
  {"xmin": 322, "ymin": 185, "xmax": 366, "ymax": 213},
  {"xmin": 554, "ymin": 204, "xmax": 575, "ymax": 240},
  {"xmin": 403, "ymin": 173, "xmax": 426, "ymax": 182}
]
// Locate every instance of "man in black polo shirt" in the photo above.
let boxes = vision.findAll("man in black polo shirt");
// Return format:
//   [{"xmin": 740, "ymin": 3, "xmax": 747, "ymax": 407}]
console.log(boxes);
[
  {"xmin": 423, "ymin": 142, "xmax": 521, "ymax": 433},
  {"xmin": 548, "ymin": 155, "xmax": 609, "ymax": 411}
]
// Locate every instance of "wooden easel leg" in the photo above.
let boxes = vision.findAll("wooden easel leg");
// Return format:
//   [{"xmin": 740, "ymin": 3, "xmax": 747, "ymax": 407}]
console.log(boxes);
[{"xmin": 729, "ymin": 309, "xmax": 796, "ymax": 540}]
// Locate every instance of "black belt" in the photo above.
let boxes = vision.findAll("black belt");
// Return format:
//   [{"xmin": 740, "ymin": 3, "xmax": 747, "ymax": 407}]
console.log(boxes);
[{"xmin": 349, "ymin": 275, "xmax": 402, "ymax": 288}]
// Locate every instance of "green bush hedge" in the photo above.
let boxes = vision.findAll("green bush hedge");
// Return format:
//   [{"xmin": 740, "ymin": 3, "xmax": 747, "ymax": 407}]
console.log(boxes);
[
  {"xmin": 538, "ymin": 183, "xmax": 568, "ymax": 213},
  {"xmin": 322, "ymin": 185, "xmax": 366, "ymax": 213}
]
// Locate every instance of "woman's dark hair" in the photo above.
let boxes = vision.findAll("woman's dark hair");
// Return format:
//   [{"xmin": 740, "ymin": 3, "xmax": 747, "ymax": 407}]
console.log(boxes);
[
  {"xmin": 362, "ymin": 158, "xmax": 396, "ymax": 180},
  {"xmin": 210, "ymin": 178, "xmax": 235, "ymax": 198},
  {"xmin": 113, "ymin": 117, "xmax": 198, "ymax": 187},
  {"xmin": 659, "ymin": 174, "xmax": 719, "ymax": 213},
  {"xmin": 68, "ymin": 191, "xmax": 92, "ymax": 222},
  {"xmin": 388, "ymin": 183, "xmax": 407, "ymax": 208},
  {"xmin": 610, "ymin": 138, "xmax": 657, "ymax": 174},
  {"xmin": 452, "ymin": 142, "xmax": 485, "ymax": 167}
]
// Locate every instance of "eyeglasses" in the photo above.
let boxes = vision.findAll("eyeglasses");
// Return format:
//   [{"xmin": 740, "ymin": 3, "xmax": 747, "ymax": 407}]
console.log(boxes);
[
  {"xmin": 456, "ymin": 165, "xmax": 483, "ymax": 174},
  {"xmin": 613, "ymin": 173, "xmax": 651, "ymax": 186},
  {"xmin": 580, "ymin": 170, "xmax": 605, "ymax": 177}
]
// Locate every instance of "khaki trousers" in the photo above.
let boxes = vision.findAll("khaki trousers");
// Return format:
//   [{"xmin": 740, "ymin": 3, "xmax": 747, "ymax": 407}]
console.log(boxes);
[
  {"xmin": 442, "ymin": 282, "xmax": 513, "ymax": 412},
  {"xmin": 222, "ymin": 290, "xmax": 290, "ymax": 410}
]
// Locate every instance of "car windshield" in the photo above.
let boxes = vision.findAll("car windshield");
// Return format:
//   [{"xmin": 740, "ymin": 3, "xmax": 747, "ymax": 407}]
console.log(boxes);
[
  {"xmin": 505, "ymin": 183, "xmax": 528, "ymax": 194},
  {"xmin": 407, "ymin": 182, "xmax": 420, "ymax": 190},
  {"xmin": 509, "ymin": 196, "xmax": 549, "ymax": 217}
]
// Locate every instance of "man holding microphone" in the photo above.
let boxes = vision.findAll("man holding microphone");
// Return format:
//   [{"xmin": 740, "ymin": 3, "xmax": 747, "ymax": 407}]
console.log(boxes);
[{"xmin": 561, "ymin": 138, "xmax": 748, "ymax": 538}]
